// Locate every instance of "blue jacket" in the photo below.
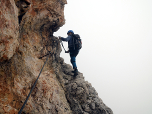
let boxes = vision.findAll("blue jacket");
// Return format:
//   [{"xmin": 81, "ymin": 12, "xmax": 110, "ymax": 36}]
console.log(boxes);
[{"xmin": 61, "ymin": 35, "xmax": 73, "ymax": 48}]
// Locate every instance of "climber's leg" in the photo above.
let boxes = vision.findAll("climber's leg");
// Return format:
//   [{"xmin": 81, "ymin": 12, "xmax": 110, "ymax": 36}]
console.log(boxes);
[
  {"xmin": 70, "ymin": 50, "xmax": 79, "ymax": 69},
  {"xmin": 70, "ymin": 50, "xmax": 79, "ymax": 76},
  {"xmin": 70, "ymin": 56, "xmax": 77, "ymax": 69}
]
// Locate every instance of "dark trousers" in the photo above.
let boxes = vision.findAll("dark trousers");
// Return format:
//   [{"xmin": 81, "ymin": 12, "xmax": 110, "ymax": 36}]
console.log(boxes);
[{"xmin": 69, "ymin": 49, "xmax": 79, "ymax": 69}]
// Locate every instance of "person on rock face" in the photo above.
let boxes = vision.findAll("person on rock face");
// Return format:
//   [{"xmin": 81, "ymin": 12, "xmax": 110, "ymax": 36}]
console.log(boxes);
[{"xmin": 59, "ymin": 30, "xmax": 79, "ymax": 76}]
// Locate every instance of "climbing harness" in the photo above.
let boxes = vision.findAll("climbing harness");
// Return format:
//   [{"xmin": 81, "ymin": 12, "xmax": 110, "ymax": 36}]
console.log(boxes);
[{"xmin": 18, "ymin": 51, "xmax": 51, "ymax": 114}]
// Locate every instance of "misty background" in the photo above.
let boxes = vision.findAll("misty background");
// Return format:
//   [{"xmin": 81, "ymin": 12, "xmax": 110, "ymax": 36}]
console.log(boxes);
[{"xmin": 54, "ymin": 0, "xmax": 152, "ymax": 114}]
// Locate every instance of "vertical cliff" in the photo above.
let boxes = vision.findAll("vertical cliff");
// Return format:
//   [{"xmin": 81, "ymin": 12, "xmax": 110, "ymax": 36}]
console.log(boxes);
[{"xmin": 0, "ymin": 0, "xmax": 113, "ymax": 114}]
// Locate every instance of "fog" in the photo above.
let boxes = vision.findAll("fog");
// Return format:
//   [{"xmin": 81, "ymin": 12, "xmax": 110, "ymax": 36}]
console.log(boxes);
[{"xmin": 54, "ymin": 0, "xmax": 152, "ymax": 114}]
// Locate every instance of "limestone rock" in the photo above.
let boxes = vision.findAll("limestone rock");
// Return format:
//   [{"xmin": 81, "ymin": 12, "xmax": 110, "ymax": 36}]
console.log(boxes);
[
  {"xmin": 0, "ymin": 0, "xmax": 113, "ymax": 114},
  {"xmin": 0, "ymin": 0, "xmax": 19, "ymax": 62}
]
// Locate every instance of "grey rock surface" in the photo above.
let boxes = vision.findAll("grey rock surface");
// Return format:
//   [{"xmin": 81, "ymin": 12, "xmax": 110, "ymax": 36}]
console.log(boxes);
[{"xmin": 55, "ymin": 57, "xmax": 113, "ymax": 114}]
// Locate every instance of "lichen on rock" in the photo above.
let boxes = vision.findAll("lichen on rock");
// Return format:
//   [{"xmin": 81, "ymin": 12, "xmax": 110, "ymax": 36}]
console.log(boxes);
[{"xmin": 0, "ymin": 0, "xmax": 113, "ymax": 114}]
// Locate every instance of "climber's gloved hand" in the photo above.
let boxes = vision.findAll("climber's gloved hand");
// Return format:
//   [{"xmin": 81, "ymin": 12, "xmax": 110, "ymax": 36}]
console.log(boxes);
[
  {"xmin": 58, "ymin": 36, "xmax": 62, "ymax": 42},
  {"xmin": 58, "ymin": 36, "xmax": 61, "ymax": 40}
]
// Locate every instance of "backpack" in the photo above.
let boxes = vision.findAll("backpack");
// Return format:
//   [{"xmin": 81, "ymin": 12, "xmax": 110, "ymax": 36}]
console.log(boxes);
[{"xmin": 71, "ymin": 34, "xmax": 82, "ymax": 50}]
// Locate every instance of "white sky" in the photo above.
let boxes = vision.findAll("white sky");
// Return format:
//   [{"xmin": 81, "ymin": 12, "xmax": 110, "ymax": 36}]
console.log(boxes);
[{"xmin": 54, "ymin": 0, "xmax": 152, "ymax": 114}]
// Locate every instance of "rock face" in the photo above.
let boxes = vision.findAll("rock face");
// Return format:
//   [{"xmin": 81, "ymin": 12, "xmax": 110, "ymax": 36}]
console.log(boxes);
[
  {"xmin": 0, "ymin": 0, "xmax": 19, "ymax": 62},
  {"xmin": 0, "ymin": 0, "xmax": 113, "ymax": 114}
]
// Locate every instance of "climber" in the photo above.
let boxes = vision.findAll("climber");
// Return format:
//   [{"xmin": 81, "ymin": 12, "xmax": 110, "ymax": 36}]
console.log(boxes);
[{"xmin": 59, "ymin": 30, "xmax": 80, "ymax": 76}]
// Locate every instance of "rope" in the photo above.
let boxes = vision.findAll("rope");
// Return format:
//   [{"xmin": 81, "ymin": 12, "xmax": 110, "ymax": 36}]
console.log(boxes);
[
  {"xmin": 60, "ymin": 40, "xmax": 67, "ymax": 52},
  {"xmin": 18, "ymin": 51, "xmax": 51, "ymax": 114}
]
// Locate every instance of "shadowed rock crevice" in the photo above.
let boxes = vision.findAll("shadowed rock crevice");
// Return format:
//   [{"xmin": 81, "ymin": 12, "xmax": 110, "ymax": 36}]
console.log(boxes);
[{"xmin": 15, "ymin": 0, "xmax": 31, "ymax": 24}]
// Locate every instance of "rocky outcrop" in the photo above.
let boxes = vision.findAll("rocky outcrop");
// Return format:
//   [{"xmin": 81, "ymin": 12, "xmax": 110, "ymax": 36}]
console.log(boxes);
[
  {"xmin": 59, "ymin": 63, "xmax": 113, "ymax": 114},
  {"xmin": 0, "ymin": 0, "xmax": 19, "ymax": 62},
  {"xmin": 0, "ymin": 0, "xmax": 113, "ymax": 114}
]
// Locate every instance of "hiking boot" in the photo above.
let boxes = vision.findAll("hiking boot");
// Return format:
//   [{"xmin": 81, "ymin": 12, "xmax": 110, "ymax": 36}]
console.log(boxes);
[{"xmin": 74, "ymin": 68, "xmax": 78, "ymax": 76}]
